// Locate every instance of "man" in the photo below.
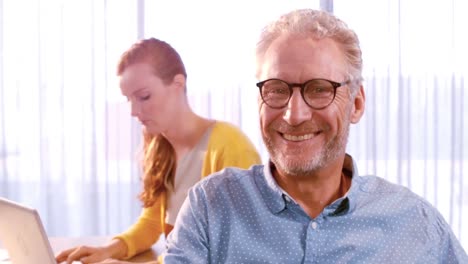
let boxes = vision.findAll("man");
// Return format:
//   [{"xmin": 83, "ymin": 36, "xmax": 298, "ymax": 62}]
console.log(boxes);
[{"xmin": 164, "ymin": 9, "xmax": 467, "ymax": 263}]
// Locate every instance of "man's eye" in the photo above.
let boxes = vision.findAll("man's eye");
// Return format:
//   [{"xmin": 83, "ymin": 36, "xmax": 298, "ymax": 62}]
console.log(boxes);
[
  {"xmin": 273, "ymin": 88, "xmax": 288, "ymax": 94},
  {"xmin": 313, "ymin": 87, "xmax": 325, "ymax": 93},
  {"xmin": 264, "ymin": 85, "xmax": 288, "ymax": 95},
  {"xmin": 309, "ymin": 86, "xmax": 332, "ymax": 94}
]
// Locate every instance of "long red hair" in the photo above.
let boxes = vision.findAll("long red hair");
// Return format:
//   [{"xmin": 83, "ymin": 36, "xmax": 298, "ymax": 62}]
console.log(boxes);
[{"xmin": 117, "ymin": 38, "xmax": 187, "ymax": 207}]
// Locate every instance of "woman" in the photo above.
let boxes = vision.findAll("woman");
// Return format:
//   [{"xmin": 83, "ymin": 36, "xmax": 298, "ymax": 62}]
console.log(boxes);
[{"xmin": 56, "ymin": 38, "xmax": 261, "ymax": 263}]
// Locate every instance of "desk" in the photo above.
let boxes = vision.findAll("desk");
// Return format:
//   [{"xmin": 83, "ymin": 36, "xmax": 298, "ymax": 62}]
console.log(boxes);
[{"xmin": 1, "ymin": 236, "xmax": 161, "ymax": 263}]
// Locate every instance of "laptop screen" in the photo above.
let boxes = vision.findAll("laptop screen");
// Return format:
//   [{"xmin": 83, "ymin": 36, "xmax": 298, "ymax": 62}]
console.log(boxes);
[{"xmin": 0, "ymin": 198, "xmax": 57, "ymax": 264}]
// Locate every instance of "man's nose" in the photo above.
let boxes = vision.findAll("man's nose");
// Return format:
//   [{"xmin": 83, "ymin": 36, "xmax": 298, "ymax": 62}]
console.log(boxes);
[{"xmin": 282, "ymin": 90, "xmax": 312, "ymax": 126}]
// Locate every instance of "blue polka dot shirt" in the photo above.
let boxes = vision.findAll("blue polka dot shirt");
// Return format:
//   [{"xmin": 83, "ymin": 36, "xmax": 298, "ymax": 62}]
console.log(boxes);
[{"xmin": 164, "ymin": 155, "xmax": 468, "ymax": 263}]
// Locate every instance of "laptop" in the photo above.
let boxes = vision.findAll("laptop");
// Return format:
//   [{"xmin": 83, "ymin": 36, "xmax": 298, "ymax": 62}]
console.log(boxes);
[{"xmin": 0, "ymin": 197, "xmax": 60, "ymax": 264}]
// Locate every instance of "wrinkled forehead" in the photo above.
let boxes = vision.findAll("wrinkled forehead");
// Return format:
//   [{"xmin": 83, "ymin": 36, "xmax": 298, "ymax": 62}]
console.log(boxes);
[{"xmin": 257, "ymin": 35, "xmax": 348, "ymax": 82}]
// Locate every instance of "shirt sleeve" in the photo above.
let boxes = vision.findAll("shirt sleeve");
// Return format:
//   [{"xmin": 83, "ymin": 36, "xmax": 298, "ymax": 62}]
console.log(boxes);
[
  {"xmin": 423, "ymin": 201, "xmax": 468, "ymax": 263},
  {"xmin": 437, "ymin": 231, "xmax": 468, "ymax": 264},
  {"xmin": 164, "ymin": 186, "xmax": 210, "ymax": 263},
  {"xmin": 113, "ymin": 195, "xmax": 164, "ymax": 259}
]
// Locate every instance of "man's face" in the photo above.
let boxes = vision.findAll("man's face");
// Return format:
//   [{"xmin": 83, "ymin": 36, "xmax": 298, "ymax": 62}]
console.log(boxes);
[{"xmin": 257, "ymin": 35, "xmax": 364, "ymax": 177}]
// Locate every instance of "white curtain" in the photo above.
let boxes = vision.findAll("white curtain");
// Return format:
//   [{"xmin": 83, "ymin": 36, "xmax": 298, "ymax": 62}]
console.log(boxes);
[
  {"xmin": 335, "ymin": 0, "xmax": 468, "ymax": 248},
  {"xmin": 0, "ymin": 0, "xmax": 466, "ymax": 251},
  {"xmin": 0, "ymin": 0, "xmax": 145, "ymax": 236},
  {"xmin": 0, "ymin": 0, "xmax": 318, "ymax": 236}
]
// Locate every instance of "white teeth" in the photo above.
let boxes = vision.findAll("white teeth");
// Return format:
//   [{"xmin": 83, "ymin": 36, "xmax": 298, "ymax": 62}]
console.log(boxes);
[{"xmin": 283, "ymin": 133, "xmax": 314, "ymax": 141}]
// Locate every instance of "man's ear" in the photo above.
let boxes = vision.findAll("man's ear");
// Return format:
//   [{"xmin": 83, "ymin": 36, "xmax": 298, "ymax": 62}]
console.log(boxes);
[
  {"xmin": 350, "ymin": 85, "xmax": 365, "ymax": 124},
  {"xmin": 172, "ymin": 74, "xmax": 186, "ymax": 92}
]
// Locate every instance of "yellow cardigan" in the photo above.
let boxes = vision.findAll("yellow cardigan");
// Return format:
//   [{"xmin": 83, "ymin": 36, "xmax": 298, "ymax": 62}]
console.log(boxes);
[{"xmin": 114, "ymin": 121, "xmax": 261, "ymax": 259}]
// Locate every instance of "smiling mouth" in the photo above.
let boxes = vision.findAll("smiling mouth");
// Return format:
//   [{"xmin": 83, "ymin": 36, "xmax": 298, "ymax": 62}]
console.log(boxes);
[{"xmin": 281, "ymin": 132, "xmax": 321, "ymax": 142}]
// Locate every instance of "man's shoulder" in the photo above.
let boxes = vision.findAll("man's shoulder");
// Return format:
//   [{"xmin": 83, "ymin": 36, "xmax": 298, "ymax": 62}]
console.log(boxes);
[
  {"xmin": 195, "ymin": 164, "xmax": 264, "ymax": 192},
  {"xmin": 355, "ymin": 175, "xmax": 411, "ymax": 194},
  {"xmin": 187, "ymin": 165, "xmax": 267, "ymax": 211},
  {"xmin": 355, "ymin": 175, "xmax": 442, "ymax": 216}
]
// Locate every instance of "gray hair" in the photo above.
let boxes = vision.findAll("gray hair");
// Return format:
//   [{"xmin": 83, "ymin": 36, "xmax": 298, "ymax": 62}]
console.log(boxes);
[{"xmin": 256, "ymin": 9, "xmax": 363, "ymax": 95}]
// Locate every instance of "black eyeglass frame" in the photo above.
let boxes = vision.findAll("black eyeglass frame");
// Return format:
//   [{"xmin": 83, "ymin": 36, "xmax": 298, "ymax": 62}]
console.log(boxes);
[{"xmin": 256, "ymin": 78, "xmax": 351, "ymax": 109}]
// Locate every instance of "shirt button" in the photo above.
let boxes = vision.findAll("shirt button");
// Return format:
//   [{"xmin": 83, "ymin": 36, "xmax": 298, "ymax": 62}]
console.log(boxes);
[{"xmin": 311, "ymin": 222, "xmax": 318, "ymax": 229}]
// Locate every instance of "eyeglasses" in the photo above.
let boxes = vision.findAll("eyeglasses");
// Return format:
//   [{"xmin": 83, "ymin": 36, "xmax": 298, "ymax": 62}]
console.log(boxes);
[{"xmin": 256, "ymin": 78, "xmax": 351, "ymax": 109}]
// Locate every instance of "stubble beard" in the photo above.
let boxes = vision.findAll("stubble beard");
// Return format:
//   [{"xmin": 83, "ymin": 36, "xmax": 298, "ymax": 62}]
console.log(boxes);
[{"xmin": 263, "ymin": 116, "xmax": 351, "ymax": 177}]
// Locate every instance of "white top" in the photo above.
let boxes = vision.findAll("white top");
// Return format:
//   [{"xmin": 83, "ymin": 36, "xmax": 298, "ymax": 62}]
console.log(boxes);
[{"xmin": 165, "ymin": 124, "xmax": 214, "ymax": 225}]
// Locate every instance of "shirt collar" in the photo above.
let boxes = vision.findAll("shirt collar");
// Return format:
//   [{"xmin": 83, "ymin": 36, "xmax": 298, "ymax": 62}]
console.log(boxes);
[
  {"xmin": 259, "ymin": 153, "xmax": 361, "ymax": 216},
  {"xmin": 258, "ymin": 161, "xmax": 287, "ymax": 214}
]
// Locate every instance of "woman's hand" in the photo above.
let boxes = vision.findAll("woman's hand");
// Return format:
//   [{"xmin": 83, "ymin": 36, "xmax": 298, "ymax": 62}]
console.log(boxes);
[
  {"xmin": 55, "ymin": 239, "xmax": 128, "ymax": 264},
  {"xmin": 89, "ymin": 259, "xmax": 133, "ymax": 264},
  {"xmin": 55, "ymin": 245, "xmax": 113, "ymax": 264},
  {"xmin": 93, "ymin": 260, "xmax": 159, "ymax": 264}
]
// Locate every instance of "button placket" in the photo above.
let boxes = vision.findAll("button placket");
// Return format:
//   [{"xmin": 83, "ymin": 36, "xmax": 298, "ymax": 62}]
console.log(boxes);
[{"xmin": 311, "ymin": 221, "xmax": 318, "ymax": 229}]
